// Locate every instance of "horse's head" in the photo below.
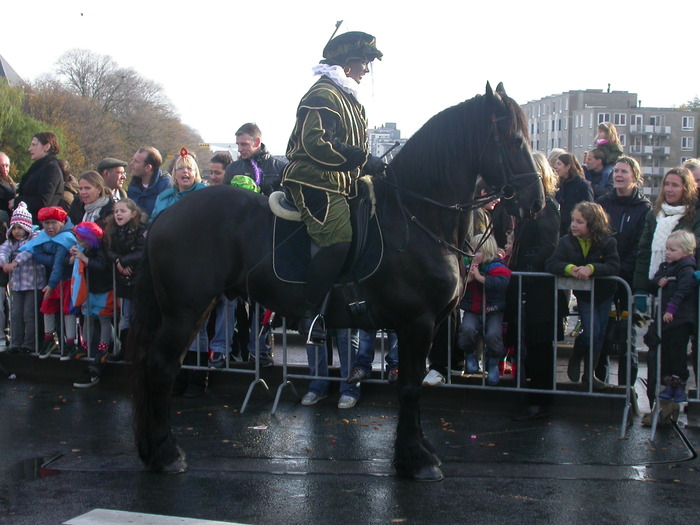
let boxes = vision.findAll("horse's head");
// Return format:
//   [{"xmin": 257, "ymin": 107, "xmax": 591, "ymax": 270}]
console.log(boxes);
[{"xmin": 478, "ymin": 82, "xmax": 544, "ymax": 219}]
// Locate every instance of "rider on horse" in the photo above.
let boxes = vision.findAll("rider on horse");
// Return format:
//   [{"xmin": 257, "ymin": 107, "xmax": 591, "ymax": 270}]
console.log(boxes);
[{"xmin": 282, "ymin": 31, "xmax": 387, "ymax": 345}]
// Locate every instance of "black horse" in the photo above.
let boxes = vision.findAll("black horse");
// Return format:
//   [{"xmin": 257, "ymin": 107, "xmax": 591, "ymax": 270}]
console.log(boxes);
[{"xmin": 130, "ymin": 82, "xmax": 544, "ymax": 480}]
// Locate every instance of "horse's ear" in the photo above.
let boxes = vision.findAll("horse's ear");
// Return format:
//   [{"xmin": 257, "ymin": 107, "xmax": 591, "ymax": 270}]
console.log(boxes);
[
  {"xmin": 485, "ymin": 82, "xmax": 493, "ymax": 97},
  {"xmin": 496, "ymin": 82, "xmax": 507, "ymax": 96}
]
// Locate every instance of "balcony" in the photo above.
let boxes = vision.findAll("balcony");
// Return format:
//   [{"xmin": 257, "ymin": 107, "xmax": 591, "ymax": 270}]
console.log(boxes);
[
  {"xmin": 643, "ymin": 166, "xmax": 664, "ymax": 177},
  {"xmin": 653, "ymin": 147, "xmax": 671, "ymax": 157},
  {"xmin": 629, "ymin": 145, "xmax": 653, "ymax": 156},
  {"xmin": 629, "ymin": 125, "xmax": 672, "ymax": 136}
]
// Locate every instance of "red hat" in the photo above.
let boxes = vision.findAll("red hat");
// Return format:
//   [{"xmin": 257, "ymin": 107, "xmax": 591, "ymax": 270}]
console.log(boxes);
[
  {"xmin": 73, "ymin": 221, "xmax": 103, "ymax": 248},
  {"xmin": 37, "ymin": 206, "xmax": 68, "ymax": 223}
]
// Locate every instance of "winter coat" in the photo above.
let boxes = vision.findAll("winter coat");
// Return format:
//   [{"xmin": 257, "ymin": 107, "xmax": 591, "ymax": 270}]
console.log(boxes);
[
  {"xmin": 632, "ymin": 208, "xmax": 700, "ymax": 293},
  {"xmin": 148, "ymin": 181, "xmax": 207, "ymax": 226},
  {"xmin": 0, "ymin": 231, "xmax": 47, "ymax": 291},
  {"xmin": 584, "ymin": 165, "xmax": 613, "ymax": 200},
  {"xmin": 505, "ymin": 196, "xmax": 560, "ymax": 341},
  {"xmin": 80, "ymin": 245, "xmax": 113, "ymax": 294},
  {"xmin": 16, "ymin": 219, "xmax": 75, "ymax": 289},
  {"xmin": 596, "ymin": 187, "xmax": 652, "ymax": 286},
  {"xmin": 460, "ymin": 258, "xmax": 511, "ymax": 314},
  {"xmin": 223, "ymin": 144, "xmax": 287, "ymax": 196},
  {"xmin": 58, "ymin": 174, "xmax": 79, "ymax": 213},
  {"xmin": 127, "ymin": 169, "xmax": 172, "ymax": 218},
  {"xmin": 597, "ymin": 141, "xmax": 624, "ymax": 166},
  {"xmin": 68, "ymin": 196, "xmax": 114, "ymax": 230},
  {"xmin": 16, "ymin": 155, "xmax": 64, "ymax": 224},
  {"xmin": 545, "ymin": 234, "xmax": 620, "ymax": 305},
  {"xmin": 555, "ymin": 175, "xmax": 594, "ymax": 237},
  {"xmin": 105, "ymin": 222, "xmax": 146, "ymax": 298},
  {"xmin": 650, "ymin": 256, "xmax": 697, "ymax": 328}
]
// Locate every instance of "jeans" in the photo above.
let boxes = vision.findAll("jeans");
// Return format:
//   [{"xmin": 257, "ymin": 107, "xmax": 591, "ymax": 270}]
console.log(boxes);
[
  {"xmin": 576, "ymin": 298, "xmax": 613, "ymax": 380},
  {"xmin": 307, "ymin": 329, "xmax": 360, "ymax": 399},
  {"xmin": 457, "ymin": 311, "xmax": 505, "ymax": 358},
  {"xmin": 210, "ymin": 296, "xmax": 237, "ymax": 355},
  {"xmin": 247, "ymin": 304, "xmax": 271, "ymax": 357},
  {"xmin": 352, "ymin": 329, "xmax": 398, "ymax": 375}
]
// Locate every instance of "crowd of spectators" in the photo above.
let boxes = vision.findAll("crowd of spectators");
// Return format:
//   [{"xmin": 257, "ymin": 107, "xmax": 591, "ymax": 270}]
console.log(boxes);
[{"xmin": 2, "ymin": 122, "xmax": 700, "ymax": 422}]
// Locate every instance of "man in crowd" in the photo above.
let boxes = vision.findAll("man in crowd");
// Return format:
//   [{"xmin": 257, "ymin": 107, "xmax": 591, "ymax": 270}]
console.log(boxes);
[
  {"xmin": 584, "ymin": 147, "xmax": 613, "ymax": 199},
  {"xmin": 208, "ymin": 152, "xmax": 232, "ymax": 186},
  {"xmin": 223, "ymin": 123, "xmax": 287, "ymax": 196},
  {"xmin": 127, "ymin": 147, "xmax": 171, "ymax": 218},
  {"xmin": 96, "ymin": 158, "xmax": 128, "ymax": 201}
]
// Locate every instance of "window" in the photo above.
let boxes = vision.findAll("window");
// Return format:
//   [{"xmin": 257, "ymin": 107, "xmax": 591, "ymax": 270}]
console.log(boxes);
[
  {"xmin": 618, "ymin": 134, "xmax": 626, "ymax": 147},
  {"xmin": 598, "ymin": 113, "xmax": 611, "ymax": 124},
  {"xmin": 650, "ymin": 115, "xmax": 660, "ymax": 126},
  {"xmin": 551, "ymin": 119, "xmax": 555, "ymax": 132},
  {"xmin": 552, "ymin": 102, "xmax": 556, "ymax": 114},
  {"xmin": 613, "ymin": 113, "xmax": 627, "ymax": 127},
  {"xmin": 590, "ymin": 114, "xmax": 594, "ymax": 128},
  {"xmin": 631, "ymin": 114, "xmax": 643, "ymax": 126},
  {"xmin": 682, "ymin": 116, "xmax": 695, "ymax": 130},
  {"xmin": 682, "ymin": 137, "xmax": 694, "ymax": 150},
  {"xmin": 558, "ymin": 118, "xmax": 562, "ymax": 131}
]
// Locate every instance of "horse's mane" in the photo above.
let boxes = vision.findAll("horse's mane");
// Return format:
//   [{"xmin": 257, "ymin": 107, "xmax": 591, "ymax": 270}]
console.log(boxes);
[{"xmin": 389, "ymin": 92, "xmax": 528, "ymax": 192}]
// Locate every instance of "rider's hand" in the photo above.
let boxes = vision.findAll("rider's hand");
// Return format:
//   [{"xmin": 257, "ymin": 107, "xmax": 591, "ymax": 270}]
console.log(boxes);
[{"xmin": 363, "ymin": 154, "xmax": 388, "ymax": 177}]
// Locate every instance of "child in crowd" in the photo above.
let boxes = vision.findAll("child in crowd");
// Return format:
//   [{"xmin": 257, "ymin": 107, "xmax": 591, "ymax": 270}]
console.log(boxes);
[
  {"xmin": 104, "ymin": 199, "xmax": 145, "ymax": 361},
  {"xmin": 546, "ymin": 202, "xmax": 620, "ymax": 390},
  {"xmin": 70, "ymin": 222, "xmax": 116, "ymax": 388},
  {"xmin": 17, "ymin": 206, "xmax": 77, "ymax": 360},
  {"xmin": 595, "ymin": 122, "xmax": 624, "ymax": 166},
  {"xmin": 0, "ymin": 203, "xmax": 47, "ymax": 353},
  {"xmin": 646, "ymin": 230, "xmax": 698, "ymax": 404},
  {"xmin": 458, "ymin": 234, "xmax": 512, "ymax": 385}
]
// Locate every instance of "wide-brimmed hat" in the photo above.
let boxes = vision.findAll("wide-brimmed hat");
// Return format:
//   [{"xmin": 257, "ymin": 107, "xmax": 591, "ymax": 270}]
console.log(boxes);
[{"xmin": 321, "ymin": 31, "xmax": 383, "ymax": 66}]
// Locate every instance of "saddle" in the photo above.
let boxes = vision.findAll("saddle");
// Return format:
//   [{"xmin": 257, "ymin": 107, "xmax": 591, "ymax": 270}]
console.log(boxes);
[{"xmin": 268, "ymin": 177, "xmax": 384, "ymax": 327}]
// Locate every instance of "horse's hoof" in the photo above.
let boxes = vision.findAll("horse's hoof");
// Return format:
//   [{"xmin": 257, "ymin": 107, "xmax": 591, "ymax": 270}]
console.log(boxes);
[
  {"xmin": 414, "ymin": 465, "xmax": 444, "ymax": 482},
  {"xmin": 150, "ymin": 445, "xmax": 188, "ymax": 474}
]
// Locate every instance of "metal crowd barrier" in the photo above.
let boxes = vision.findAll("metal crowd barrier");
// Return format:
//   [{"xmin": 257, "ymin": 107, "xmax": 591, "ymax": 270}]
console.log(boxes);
[{"xmin": 7, "ymin": 265, "xmax": 700, "ymax": 438}]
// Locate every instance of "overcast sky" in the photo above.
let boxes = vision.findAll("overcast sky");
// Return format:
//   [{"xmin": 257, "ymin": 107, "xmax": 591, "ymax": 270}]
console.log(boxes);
[{"xmin": 3, "ymin": 0, "xmax": 698, "ymax": 155}]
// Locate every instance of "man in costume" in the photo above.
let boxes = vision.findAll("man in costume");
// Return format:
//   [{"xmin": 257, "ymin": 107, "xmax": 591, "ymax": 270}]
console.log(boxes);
[
  {"xmin": 282, "ymin": 31, "xmax": 386, "ymax": 344},
  {"xmin": 223, "ymin": 123, "xmax": 287, "ymax": 196}
]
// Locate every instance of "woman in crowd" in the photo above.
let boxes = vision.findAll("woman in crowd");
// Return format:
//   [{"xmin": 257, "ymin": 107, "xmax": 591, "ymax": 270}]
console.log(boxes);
[
  {"xmin": 68, "ymin": 171, "xmax": 114, "ymax": 229},
  {"xmin": 16, "ymin": 132, "xmax": 64, "ymax": 223},
  {"xmin": 506, "ymin": 151, "xmax": 560, "ymax": 420},
  {"xmin": 149, "ymin": 149, "xmax": 206, "ymax": 226},
  {"xmin": 554, "ymin": 152, "xmax": 594, "ymax": 236},
  {"xmin": 633, "ymin": 167, "xmax": 700, "ymax": 407},
  {"xmin": 594, "ymin": 157, "xmax": 651, "ymax": 387}
]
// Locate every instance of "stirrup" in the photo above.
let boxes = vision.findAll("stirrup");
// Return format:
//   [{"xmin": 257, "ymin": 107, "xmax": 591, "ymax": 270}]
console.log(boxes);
[{"xmin": 306, "ymin": 314, "xmax": 326, "ymax": 346}]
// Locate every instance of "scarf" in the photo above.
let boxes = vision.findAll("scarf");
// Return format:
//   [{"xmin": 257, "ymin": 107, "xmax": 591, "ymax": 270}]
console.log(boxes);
[
  {"xmin": 82, "ymin": 196, "xmax": 111, "ymax": 223},
  {"xmin": 649, "ymin": 203, "xmax": 687, "ymax": 279},
  {"xmin": 311, "ymin": 64, "xmax": 360, "ymax": 99}
]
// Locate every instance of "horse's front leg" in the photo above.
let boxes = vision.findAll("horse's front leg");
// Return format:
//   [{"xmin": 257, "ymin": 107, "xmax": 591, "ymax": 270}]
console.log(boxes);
[{"xmin": 393, "ymin": 325, "xmax": 444, "ymax": 481}]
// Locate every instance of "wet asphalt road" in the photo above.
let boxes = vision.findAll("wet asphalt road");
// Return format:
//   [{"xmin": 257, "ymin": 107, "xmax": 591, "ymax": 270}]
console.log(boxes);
[{"xmin": 1, "ymin": 354, "xmax": 700, "ymax": 525}]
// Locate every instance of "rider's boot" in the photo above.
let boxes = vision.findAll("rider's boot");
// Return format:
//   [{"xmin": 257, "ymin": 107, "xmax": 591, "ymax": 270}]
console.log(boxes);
[{"xmin": 298, "ymin": 242, "xmax": 351, "ymax": 346}]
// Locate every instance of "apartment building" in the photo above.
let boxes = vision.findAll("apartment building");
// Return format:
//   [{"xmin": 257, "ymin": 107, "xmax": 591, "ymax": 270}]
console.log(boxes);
[
  {"xmin": 368, "ymin": 122, "xmax": 407, "ymax": 160},
  {"xmin": 522, "ymin": 89, "xmax": 699, "ymax": 197}
]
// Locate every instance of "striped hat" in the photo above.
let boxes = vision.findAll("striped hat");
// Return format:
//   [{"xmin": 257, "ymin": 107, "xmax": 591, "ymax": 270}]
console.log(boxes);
[{"xmin": 9, "ymin": 202, "xmax": 33, "ymax": 236}]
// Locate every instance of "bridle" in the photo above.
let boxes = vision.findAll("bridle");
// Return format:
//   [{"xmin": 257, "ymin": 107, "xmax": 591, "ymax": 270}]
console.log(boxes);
[{"xmin": 378, "ymin": 113, "xmax": 541, "ymax": 258}]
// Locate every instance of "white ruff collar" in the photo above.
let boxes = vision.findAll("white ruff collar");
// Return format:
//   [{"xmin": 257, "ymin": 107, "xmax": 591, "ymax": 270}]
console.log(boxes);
[{"xmin": 311, "ymin": 64, "xmax": 360, "ymax": 99}]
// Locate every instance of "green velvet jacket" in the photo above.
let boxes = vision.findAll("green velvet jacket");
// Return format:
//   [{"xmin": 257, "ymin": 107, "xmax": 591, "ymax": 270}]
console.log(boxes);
[{"xmin": 283, "ymin": 76, "xmax": 369, "ymax": 196}]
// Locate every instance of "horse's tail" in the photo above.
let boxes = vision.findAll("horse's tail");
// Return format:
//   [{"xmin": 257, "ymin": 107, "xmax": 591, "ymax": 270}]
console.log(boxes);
[{"xmin": 128, "ymin": 246, "xmax": 162, "ymax": 464}]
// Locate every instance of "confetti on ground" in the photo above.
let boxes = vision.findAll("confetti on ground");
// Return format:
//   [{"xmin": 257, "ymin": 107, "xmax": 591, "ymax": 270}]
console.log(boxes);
[{"xmin": 248, "ymin": 425, "xmax": 268, "ymax": 430}]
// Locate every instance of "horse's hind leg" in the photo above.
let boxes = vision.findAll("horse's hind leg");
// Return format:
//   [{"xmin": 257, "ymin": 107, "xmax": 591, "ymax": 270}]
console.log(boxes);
[
  {"xmin": 135, "ymin": 317, "xmax": 193, "ymax": 473},
  {"xmin": 393, "ymin": 327, "xmax": 444, "ymax": 481}
]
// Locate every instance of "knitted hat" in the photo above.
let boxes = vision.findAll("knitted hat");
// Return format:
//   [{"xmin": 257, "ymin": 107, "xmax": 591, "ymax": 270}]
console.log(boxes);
[
  {"xmin": 73, "ymin": 222, "xmax": 103, "ymax": 249},
  {"xmin": 9, "ymin": 202, "xmax": 33, "ymax": 236},
  {"xmin": 37, "ymin": 206, "xmax": 68, "ymax": 223}
]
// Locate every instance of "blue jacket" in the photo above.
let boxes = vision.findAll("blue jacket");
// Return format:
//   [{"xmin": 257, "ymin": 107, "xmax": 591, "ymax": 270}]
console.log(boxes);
[
  {"xmin": 148, "ymin": 182, "xmax": 207, "ymax": 226},
  {"xmin": 127, "ymin": 169, "xmax": 172, "ymax": 218},
  {"xmin": 17, "ymin": 219, "xmax": 76, "ymax": 289}
]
